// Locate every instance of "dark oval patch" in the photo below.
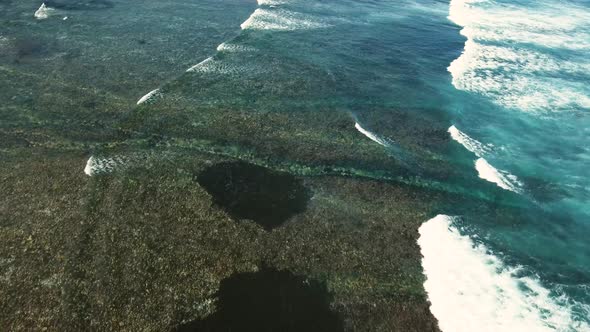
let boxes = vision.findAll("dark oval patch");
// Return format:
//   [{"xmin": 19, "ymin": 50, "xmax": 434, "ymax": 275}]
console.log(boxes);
[
  {"xmin": 197, "ymin": 161, "xmax": 311, "ymax": 231},
  {"xmin": 176, "ymin": 268, "xmax": 343, "ymax": 332}
]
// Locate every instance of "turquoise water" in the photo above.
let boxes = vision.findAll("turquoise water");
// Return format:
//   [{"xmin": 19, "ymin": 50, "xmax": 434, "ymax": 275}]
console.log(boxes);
[{"xmin": 2, "ymin": 0, "xmax": 589, "ymax": 329}]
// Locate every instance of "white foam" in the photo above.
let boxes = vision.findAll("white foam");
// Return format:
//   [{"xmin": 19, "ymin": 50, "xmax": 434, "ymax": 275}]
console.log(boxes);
[
  {"xmin": 257, "ymin": 0, "xmax": 287, "ymax": 5},
  {"xmin": 0, "ymin": 36, "xmax": 8, "ymax": 49},
  {"xmin": 354, "ymin": 123, "xmax": 391, "ymax": 147},
  {"xmin": 186, "ymin": 57, "xmax": 213, "ymax": 73},
  {"xmin": 448, "ymin": 125, "xmax": 493, "ymax": 157},
  {"xmin": 447, "ymin": 0, "xmax": 590, "ymax": 112},
  {"xmin": 137, "ymin": 88, "xmax": 160, "ymax": 105},
  {"xmin": 475, "ymin": 157, "xmax": 522, "ymax": 193},
  {"xmin": 186, "ymin": 57, "xmax": 248, "ymax": 76},
  {"xmin": 84, "ymin": 156, "xmax": 126, "ymax": 176},
  {"xmin": 240, "ymin": 8, "xmax": 329, "ymax": 31},
  {"xmin": 419, "ymin": 215, "xmax": 590, "ymax": 332},
  {"xmin": 34, "ymin": 3, "xmax": 54, "ymax": 20},
  {"xmin": 84, "ymin": 156, "xmax": 94, "ymax": 176},
  {"xmin": 216, "ymin": 42, "xmax": 257, "ymax": 53}
]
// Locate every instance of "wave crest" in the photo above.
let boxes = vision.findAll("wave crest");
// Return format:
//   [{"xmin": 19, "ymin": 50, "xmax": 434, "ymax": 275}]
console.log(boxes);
[
  {"xmin": 419, "ymin": 215, "xmax": 590, "ymax": 332},
  {"xmin": 447, "ymin": 0, "xmax": 590, "ymax": 112}
]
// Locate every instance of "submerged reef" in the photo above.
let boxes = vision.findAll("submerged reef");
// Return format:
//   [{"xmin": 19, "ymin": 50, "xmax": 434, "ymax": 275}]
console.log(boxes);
[
  {"xmin": 0, "ymin": 150, "xmax": 449, "ymax": 331},
  {"xmin": 0, "ymin": 0, "xmax": 532, "ymax": 331}
]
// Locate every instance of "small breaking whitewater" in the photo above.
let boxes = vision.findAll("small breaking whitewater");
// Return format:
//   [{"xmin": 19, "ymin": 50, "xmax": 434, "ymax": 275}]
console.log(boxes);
[
  {"xmin": 447, "ymin": 0, "xmax": 590, "ymax": 112},
  {"xmin": 137, "ymin": 88, "xmax": 161, "ymax": 105},
  {"xmin": 474, "ymin": 157, "xmax": 522, "ymax": 193},
  {"xmin": 355, "ymin": 123, "xmax": 392, "ymax": 147},
  {"xmin": 449, "ymin": 125, "xmax": 522, "ymax": 193},
  {"xmin": 419, "ymin": 215, "xmax": 590, "ymax": 332},
  {"xmin": 240, "ymin": 8, "xmax": 329, "ymax": 31},
  {"xmin": 185, "ymin": 56, "xmax": 256, "ymax": 76},
  {"xmin": 34, "ymin": 3, "xmax": 54, "ymax": 20},
  {"xmin": 134, "ymin": 0, "xmax": 339, "ymax": 105},
  {"xmin": 448, "ymin": 125, "xmax": 492, "ymax": 158},
  {"xmin": 216, "ymin": 42, "xmax": 257, "ymax": 53},
  {"xmin": 84, "ymin": 156, "xmax": 128, "ymax": 176}
]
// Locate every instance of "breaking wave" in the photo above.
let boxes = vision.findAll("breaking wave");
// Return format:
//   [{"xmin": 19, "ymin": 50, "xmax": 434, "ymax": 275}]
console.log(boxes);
[
  {"xmin": 84, "ymin": 156, "xmax": 127, "ymax": 176},
  {"xmin": 448, "ymin": 125, "xmax": 522, "ymax": 193},
  {"xmin": 240, "ymin": 8, "xmax": 329, "ymax": 31},
  {"xmin": 474, "ymin": 157, "xmax": 522, "ymax": 193},
  {"xmin": 447, "ymin": 0, "xmax": 590, "ymax": 112},
  {"xmin": 419, "ymin": 215, "xmax": 590, "ymax": 332},
  {"xmin": 34, "ymin": 3, "xmax": 55, "ymax": 20},
  {"xmin": 354, "ymin": 122, "xmax": 392, "ymax": 147},
  {"xmin": 448, "ymin": 125, "xmax": 492, "ymax": 158}
]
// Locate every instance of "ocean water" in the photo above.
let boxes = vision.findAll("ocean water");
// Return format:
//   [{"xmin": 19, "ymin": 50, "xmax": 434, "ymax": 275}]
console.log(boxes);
[{"xmin": 2, "ymin": 0, "xmax": 589, "ymax": 330}]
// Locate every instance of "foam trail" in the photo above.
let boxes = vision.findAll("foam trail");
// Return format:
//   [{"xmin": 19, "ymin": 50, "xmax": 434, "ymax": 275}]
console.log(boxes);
[
  {"xmin": 355, "ymin": 123, "xmax": 391, "ymax": 147},
  {"xmin": 137, "ymin": 88, "xmax": 160, "ymax": 105},
  {"xmin": 257, "ymin": 0, "xmax": 287, "ymax": 5},
  {"xmin": 186, "ymin": 57, "xmax": 214, "ymax": 73},
  {"xmin": 216, "ymin": 42, "xmax": 257, "ymax": 53},
  {"xmin": 34, "ymin": 3, "xmax": 54, "ymax": 20},
  {"xmin": 241, "ymin": 8, "xmax": 329, "ymax": 31},
  {"xmin": 419, "ymin": 215, "xmax": 590, "ymax": 332},
  {"xmin": 186, "ymin": 56, "xmax": 250, "ymax": 76},
  {"xmin": 475, "ymin": 157, "xmax": 522, "ymax": 193},
  {"xmin": 448, "ymin": 125, "xmax": 493, "ymax": 158}
]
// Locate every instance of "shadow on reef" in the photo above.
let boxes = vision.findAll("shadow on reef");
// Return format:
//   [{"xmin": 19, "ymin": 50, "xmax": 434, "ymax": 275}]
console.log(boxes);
[
  {"xmin": 175, "ymin": 268, "xmax": 344, "ymax": 332},
  {"xmin": 197, "ymin": 161, "xmax": 311, "ymax": 231}
]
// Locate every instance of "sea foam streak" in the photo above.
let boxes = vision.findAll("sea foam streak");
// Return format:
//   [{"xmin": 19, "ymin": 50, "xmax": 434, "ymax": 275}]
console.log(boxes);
[
  {"xmin": 355, "ymin": 123, "xmax": 391, "ymax": 147},
  {"xmin": 186, "ymin": 57, "xmax": 249, "ymax": 76},
  {"xmin": 447, "ymin": 0, "xmax": 590, "ymax": 112},
  {"xmin": 448, "ymin": 125, "xmax": 522, "ymax": 193},
  {"xmin": 137, "ymin": 88, "xmax": 160, "ymax": 105},
  {"xmin": 257, "ymin": 0, "xmax": 287, "ymax": 5},
  {"xmin": 475, "ymin": 158, "xmax": 522, "ymax": 193},
  {"xmin": 448, "ymin": 125, "xmax": 492, "ymax": 157},
  {"xmin": 241, "ymin": 8, "xmax": 329, "ymax": 31},
  {"xmin": 419, "ymin": 215, "xmax": 590, "ymax": 332},
  {"xmin": 216, "ymin": 42, "xmax": 257, "ymax": 53}
]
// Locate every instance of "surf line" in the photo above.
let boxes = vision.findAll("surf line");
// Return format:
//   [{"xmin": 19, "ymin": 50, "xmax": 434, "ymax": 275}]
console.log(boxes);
[
  {"xmin": 448, "ymin": 125, "xmax": 522, "ymax": 193},
  {"xmin": 135, "ymin": 0, "xmax": 267, "ymax": 106},
  {"xmin": 95, "ymin": 0, "xmax": 268, "ymax": 175}
]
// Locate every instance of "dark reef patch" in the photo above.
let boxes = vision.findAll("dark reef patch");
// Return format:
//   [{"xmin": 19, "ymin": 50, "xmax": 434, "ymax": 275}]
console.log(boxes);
[
  {"xmin": 197, "ymin": 161, "xmax": 311, "ymax": 231},
  {"xmin": 45, "ymin": 0, "xmax": 114, "ymax": 11},
  {"xmin": 522, "ymin": 176, "xmax": 572, "ymax": 203},
  {"xmin": 176, "ymin": 268, "xmax": 344, "ymax": 332},
  {"xmin": 13, "ymin": 38, "xmax": 50, "ymax": 60}
]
